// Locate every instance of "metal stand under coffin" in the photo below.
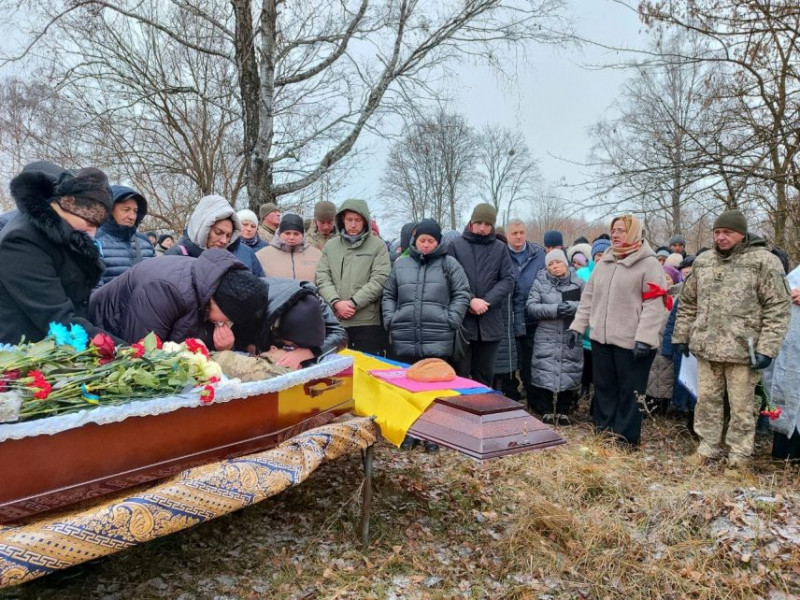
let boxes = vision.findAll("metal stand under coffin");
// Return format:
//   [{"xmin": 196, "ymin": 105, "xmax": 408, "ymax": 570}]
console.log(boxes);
[{"xmin": 408, "ymin": 393, "xmax": 566, "ymax": 459}]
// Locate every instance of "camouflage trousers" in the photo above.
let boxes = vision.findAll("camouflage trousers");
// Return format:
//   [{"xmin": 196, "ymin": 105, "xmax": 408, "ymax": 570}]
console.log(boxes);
[{"xmin": 695, "ymin": 358, "xmax": 759, "ymax": 460}]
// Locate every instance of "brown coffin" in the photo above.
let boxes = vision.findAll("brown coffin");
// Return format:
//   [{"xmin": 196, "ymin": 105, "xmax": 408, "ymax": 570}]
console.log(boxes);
[
  {"xmin": 408, "ymin": 393, "xmax": 566, "ymax": 459},
  {"xmin": 0, "ymin": 371, "xmax": 353, "ymax": 522}
]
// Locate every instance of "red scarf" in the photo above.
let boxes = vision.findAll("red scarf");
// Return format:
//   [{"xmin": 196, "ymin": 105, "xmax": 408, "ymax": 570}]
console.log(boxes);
[{"xmin": 642, "ymin": 282, "xmax": 673, "ymax": 311}]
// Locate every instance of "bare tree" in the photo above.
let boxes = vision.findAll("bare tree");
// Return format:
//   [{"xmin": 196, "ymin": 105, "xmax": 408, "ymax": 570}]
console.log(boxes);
[
  {"xmin": 476, "ymin": 123, "xmax": 540, "ymax": 226},
  {"xmin": 381, "ymin": 110, "xmax": 477, "ymax": 227},
  {"xmin": 2, "ymin": 0, "xmax": 571, "ymax": 211}
]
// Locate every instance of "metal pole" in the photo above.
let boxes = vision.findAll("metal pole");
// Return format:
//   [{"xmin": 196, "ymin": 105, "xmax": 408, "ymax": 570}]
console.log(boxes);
[{"xmin": 360, "ymin": 444, "xmax": 374, "ymax": 552}]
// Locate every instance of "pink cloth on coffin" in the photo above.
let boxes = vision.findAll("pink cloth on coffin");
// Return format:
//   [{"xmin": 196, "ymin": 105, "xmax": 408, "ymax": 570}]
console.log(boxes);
[{"xmin": 368, "ymin": 369, "xmax": 483, "ymax": 392}]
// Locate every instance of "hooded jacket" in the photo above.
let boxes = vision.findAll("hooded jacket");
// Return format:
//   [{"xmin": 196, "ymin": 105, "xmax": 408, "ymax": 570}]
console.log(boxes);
[
  {"xmin": 673, "ymin": 234, "xmax": 791, "ymax": 363},
  {"xmin": 261, "ymin": 277, "xmax": 347, "ymax": 359},
  {"xmin": 382, "ymin": 244, "xmax": 471, "ymax": 359},
  {"xmin": 95, "ymin": 185, "xmax": 156, "ymax": 285},
  {"xmin": 165, "ymin": 195, "xmax": 263, "ymax": 276},
  {"xmin": 527, "ymin": 269, "xmax": 585, "ymax": 392},
  {"xmin": 447, "ymin": 228, "xmax": 515, "ymax": 342},
  {"xmin": 256, "ymin": 238, "xmax": 322, "ymax": 282},
  {"xmin": 0, "ymin": 167, "xmax": 109, "ymax": 344},
  {"xmin": 89, "ymin": 250, "xmax": 251, "ymax": 348},
  {"xmin": 315, "ymin": 198, "xmax": 391, "ymax": 328},
  {"xmin": 569, "ymin": 241, "xmax": 668, "ymax": 350}
]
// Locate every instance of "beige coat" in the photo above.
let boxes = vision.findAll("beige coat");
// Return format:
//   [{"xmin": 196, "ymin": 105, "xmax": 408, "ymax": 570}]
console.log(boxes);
[
  {"xmin": 570, "ymin": 241, "xmax": 669, "ymax": 350},
  {"xmin": 256, "ymin": 240, "xmax": 322, "ymax": 283}
]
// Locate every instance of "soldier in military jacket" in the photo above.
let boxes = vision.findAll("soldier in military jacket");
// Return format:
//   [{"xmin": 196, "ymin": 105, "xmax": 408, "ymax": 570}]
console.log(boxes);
[{"xmin": 673, "ymin": 209, "xmax": 791, "ymax": 468}]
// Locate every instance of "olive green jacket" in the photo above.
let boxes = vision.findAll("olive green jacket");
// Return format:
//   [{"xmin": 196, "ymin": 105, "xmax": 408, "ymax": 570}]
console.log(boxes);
[
  {"xmin": 315, "ymin": 199, "xmax": 391, "ymax": 328},
  {"xmin": 673, "ymin": 236, "xmax": 791, "ymax": 363}
]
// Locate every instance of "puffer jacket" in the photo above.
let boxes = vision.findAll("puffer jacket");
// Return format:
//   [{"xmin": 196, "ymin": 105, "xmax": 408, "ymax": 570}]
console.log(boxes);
[
  {"xmin": 256, "ymin": 239, "xmax": 322, "ymax": 282},
  {"xmin": 527, "ymin": 269, "xmax": 585, "ymax": 392},
  {"xmin": 316, "ymin": 198, "xmax": 391, "ymax": 328},
  {"xmin": 95, "ymin": 185, "xmax": 155, "ymax": 286},
  {"xmin": 646, "ymin": 354, "xmax": 674, "ymax": 399},
  {"xmin": 382, "ymin": 244, "xmax": 470, "ymax": 359},
  {"xmin": 89, "ymin": 249, "xmax": 252, "ymax": 349},
  {"xmin": 570, "ymin": 242, "xmax": 668, "ymax": 350},
  {"xmin": 509, "ymin": 241, "xmax": 546, "ymax": 336},
  {"xmin": 673, "ymin": 234, "xmax": 791, "ymax": 363},
  {"xmin": 262, "ymin": 277, "xmax": 347, "ymax": 359},
  {"xmin": 447, "ymin": 228, "xmax": 515, "ymax": 342}
]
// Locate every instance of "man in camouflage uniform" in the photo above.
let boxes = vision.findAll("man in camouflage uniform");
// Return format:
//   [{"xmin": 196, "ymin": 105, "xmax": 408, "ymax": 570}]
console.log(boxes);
[
  {"xmin": 257, "ymin": 202, "xmax": 281, "ymax": 243},
  {"xmin": 672, "ymin": 209, "xmax": 791, "ymax": 468},
  {"xmin": 306, "ymin": 200, "xmax": 337, "ymax": 250}
]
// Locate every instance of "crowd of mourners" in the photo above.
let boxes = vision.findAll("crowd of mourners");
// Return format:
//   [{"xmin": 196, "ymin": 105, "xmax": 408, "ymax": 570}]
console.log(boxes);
[{"xmin": 0, "ymin": 160, "xmax": 798, "ymax": 467}]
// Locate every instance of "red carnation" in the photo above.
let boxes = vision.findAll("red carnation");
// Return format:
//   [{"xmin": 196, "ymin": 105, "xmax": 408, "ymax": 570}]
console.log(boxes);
[
  {"xmin": 91, "ymin": 333, "xmax": 117, "ymax": 360},
  {"xmin": 130, "ymin": 343, "xmax": 145, "ymax": 358},
  {"xmin": 154, "ymin": 334, "xmax": 163, "ymax": 349},
  {"xmin": 199, "ymin": 385, "xmax": 215, "ymax": 404},
  {"xmin": 0, "ymin": 370, "xmax": 20, "ymax": 393},
  {"xmin": 27, "ymin": 370, "xmax": 52, "ymax": 400},
  {"xmin": 761, "ymin": 407, "xmax": 782, "ymax": 420},
  {"xmin": 185, "ymin": 338, "xmax": 210, "ymax": 359}
]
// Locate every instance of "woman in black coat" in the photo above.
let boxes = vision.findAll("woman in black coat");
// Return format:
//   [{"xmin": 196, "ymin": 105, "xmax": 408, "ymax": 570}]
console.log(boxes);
[{"xmin": 0, "ymin": 162, "xmax": 116, "ymax": 344}]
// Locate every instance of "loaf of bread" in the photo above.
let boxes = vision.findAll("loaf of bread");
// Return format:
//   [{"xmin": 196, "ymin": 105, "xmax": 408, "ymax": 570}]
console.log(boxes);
[{"xmin": 406, "ymin": 358, "xmax": 456, "ymax": 382}]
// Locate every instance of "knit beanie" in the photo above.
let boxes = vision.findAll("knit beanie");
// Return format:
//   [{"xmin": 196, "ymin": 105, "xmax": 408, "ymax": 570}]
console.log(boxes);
[
  {"xmin": 545, "ymin": 248, "xmax": 568, "ymax": 268},
  {"xmin": 157, "ymin": 233, "xmax": 173, "ymax": 245},
  {"xmin": 591, "ymin": 238, "xmax": 611, "ymax": 259},
  {"xmin": 665, "ymin": 253, "xmax": 683, "ymax": 268},
  {"xmin": 237, "ymin": 209, "xmax": 259, "ymax": 226},
  {"xmin": 278, "ymin": 294, "xmax": 326, "ymax": 349},
  {"xmin": 213, "ymin": 269, "xmax": 269, "ymax": 327},
  {"xmin": 313, "ymin": 200, "xmax": 336, "ymax": 221},
  {"xmin": 679, "ymin": 255, "xmax": 696, "ymax": 270},
  {"xmin": 668, "ymin": 234, "xmax": 686, "ymax": 246},
  {"xmin": 656, "ymin": 247, "xmax": 671, "ymax": 259},
  {"xmin": 543, "ymin": 230, "xmax": 564, "ymax": 248},
  {"xmin": 713, "ymin": 209, "xmax": 747, "ymax": 235},
  {"xmin": 663, "ymin": 264, "xmax": 682, "ymax": 284},
  {"xmin": 278, "ymin": 213, "xmax": 304, "ymax": 234},
  {"xmin": 470, "ymin": 203, "xmax": 496, "ymax": 226},
  {"xmin": 414, "ymin": 218, "xmax": 442, "ymax": 244},
  {"xmin": 259, "ymin": 202, "xmax": 280, "ymax": 220}
]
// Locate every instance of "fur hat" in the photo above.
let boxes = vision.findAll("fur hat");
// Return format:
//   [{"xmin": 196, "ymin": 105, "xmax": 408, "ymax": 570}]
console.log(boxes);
[
  {"xmin": 470, "ymin": 203, "xmax": 496, "ymax": 226},
  {"xmin": 713, "ymin": 209, "xmax": 747, "ymax": 235},
  {"xmin": 237, "ymin": 209, "xmax": 259, "ymax": 226},
  {"xmin": 545, "ymin": 248, "xmax": 568, "ymax": 268},
  {"xmin": 313, "ymin": 200, "xmax": 336, "ymax": 221},
  {"xmin": 543, "ymin": 230, "xmax": 564, "ymax": 248},
  {"xmin": 259, "ymin": 202, "xmax": 280, "ymax": 220}
]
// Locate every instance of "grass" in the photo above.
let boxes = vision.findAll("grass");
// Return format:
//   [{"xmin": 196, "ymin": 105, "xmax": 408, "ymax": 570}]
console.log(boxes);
[{"xmin": 2, "ymin": 409, "xmax": 800, "ymax": 600}]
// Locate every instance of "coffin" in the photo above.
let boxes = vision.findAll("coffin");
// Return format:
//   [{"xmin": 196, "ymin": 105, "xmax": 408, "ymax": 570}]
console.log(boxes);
[{"xmin": 0, "ymin": 355, "xmax": 354, "ymax": 523}]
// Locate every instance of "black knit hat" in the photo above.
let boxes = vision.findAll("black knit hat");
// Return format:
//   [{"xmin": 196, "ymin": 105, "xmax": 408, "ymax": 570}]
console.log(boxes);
[
  {"xmin": 157, "ymin": 233, "xmax": 174, "ymax": 245},
  {"xmin": 713, "ymin": 209, "xmax": 747, "ymax": 235},
  {"xmin": 213, "ymin": 269, "xmax": 268, "ymax": 326},
  {"xmin": 414, "ymin": 218, "xmax": 442, "ymax": 244},
  {"xmin": 278, "ymin": 294, "xmax": 325, "ymax": 349},
  {"xmin": 278, "ymin": 213, "xmax": 304, "ymax": 234}
]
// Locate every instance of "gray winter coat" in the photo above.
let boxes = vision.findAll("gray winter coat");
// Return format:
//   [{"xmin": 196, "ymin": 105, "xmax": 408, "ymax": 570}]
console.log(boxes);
[
  {"xmin": 526, "ymin": 269, "xmax": 585, "ymax": 392},
  {"xmin": 382, "ymin": 244, "xmax": 471, "ymax": 359}
]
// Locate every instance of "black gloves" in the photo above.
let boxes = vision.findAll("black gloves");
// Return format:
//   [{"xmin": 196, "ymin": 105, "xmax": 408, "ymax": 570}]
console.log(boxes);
[
  {"xmin": 752, "ymin": 353, "xmax": 772, "ymax": 370},
  {"xmin": 566, "ymin": 330, "xmax": 582, "ymax": 349},
  {"xmin": 556, "ymin": 303, "xmax": 576, "ymax": 318},
  {"xmin": 672, "ymin": 343, "xmax": 690, "ymax": 357},
  {"xmin": 632, "ymin": 341, "xmax": 651, "ymax": 361}
]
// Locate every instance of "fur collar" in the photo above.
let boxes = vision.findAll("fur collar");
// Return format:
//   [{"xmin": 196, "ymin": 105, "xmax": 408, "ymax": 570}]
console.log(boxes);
[{"xmin": 10, "ymin": 170, "xmax": 102, "ymax": 264}]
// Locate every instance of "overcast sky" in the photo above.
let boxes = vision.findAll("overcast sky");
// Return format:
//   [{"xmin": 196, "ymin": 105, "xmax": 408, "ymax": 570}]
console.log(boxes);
[{"xmin": 345, "ymin": 0, "xmax": 651, "ymax": 233}]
